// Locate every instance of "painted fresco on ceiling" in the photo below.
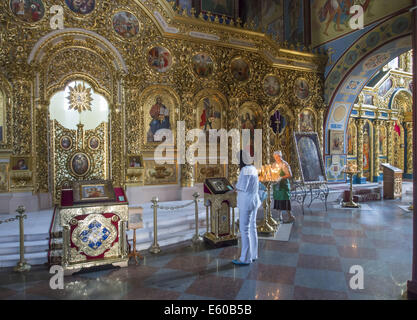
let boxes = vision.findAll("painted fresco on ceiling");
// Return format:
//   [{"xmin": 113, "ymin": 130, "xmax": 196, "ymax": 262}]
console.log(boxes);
[
  {"xmin": 284, "ymin": 0, "xmax": 304, "ymax": 44},
  {"xmin": 324, "ymin": 13, "xmax": 412, "ymax": 103},
  {"xmin": 324, "ymin": 35, "xmax": 411, "ymax": 156},
  {"xmin": 311, "ymin": 0, "xmax": 412, "ymax": 48}
]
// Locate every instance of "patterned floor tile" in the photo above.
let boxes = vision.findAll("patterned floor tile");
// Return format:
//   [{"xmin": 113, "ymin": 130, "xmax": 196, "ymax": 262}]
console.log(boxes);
[
  {"xmin": 299, "ymin": 243, "xmax": 339, "ymax": 257},
  {"xmin": 297, "ymin": 254, "xmax": 342, "ymax": 271},
  {"xmin": 247, "ymin": 263, "xmax": 296, "ymax": 285},
  {"xmin": 144, "ymin": 268, "xmax": 197, "ymax": 293},
  {"xmin": 164, "ymin": 255, "xmax": 213, "ymax": 273},
  {"xmin": 294, "ymin": 268, "xmax": 348, "ymax": 292},
  {"xmin": 293, "ymin": 286, "xmax": 348, "ymax": 300},
  {"xmin": 301, "ymin": 234, "xmax": 337, "ymax": 245},
  {"xmin": 185, "ymin": 274, "xmax": 244, "ymax": 299},
  {"xmin": 337, "ymin": 246, "xmax": 378, "ymax": 260},
  {"xmin": 235, "ymin": 279, "xmax": 294, "ymax": 300}
]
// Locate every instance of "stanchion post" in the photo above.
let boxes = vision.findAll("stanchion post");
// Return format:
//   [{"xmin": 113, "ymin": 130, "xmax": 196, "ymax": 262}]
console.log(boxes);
[
  {"xmin": 192, "ymin": 192, "xmax": 203, "ymax": 244},
  {"xmin": 149, "ymin": 197, "xmax": 161, "ymax": 254},
  {"xmin": 14, "ymin": 206, "xmax": 31, "ymax": 273}
]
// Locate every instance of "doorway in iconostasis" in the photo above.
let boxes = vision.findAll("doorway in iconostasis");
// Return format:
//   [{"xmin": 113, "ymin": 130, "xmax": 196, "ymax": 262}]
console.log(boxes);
[
  {"xmin": 48, "ymin": 80, "xmax": 110, "ymax": 202},
  {"xmin": 270, "ymin": 109, "xmax": 292, "ymax": 165}
]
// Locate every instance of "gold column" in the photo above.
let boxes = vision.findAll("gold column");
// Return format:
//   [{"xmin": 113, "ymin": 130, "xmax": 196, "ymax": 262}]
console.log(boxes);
[
  {"xmin": 356, "ymin": 119, "xmax": 365, "ymax": 181},
  {"xmin": 406, "ymin": 122, "xmax": 413, "ymax": 175},
  {"xmin": 373, "ymin": 120, "xmax": 381, "ymax": 181},
  {"xmin": 386, "ymin": 121, "xmax": 395, "ymax": 165},
  {"xmin": 228, "ymin": 97, "xmax": 240, "ymax": 184},
  {"xmin": 181, "ymin": 92, "xmax": 195, "ymax": 187},
  {"xmin": 317, "ymin": 109, "xmax": 324, "ymax": 149},
  {"xmin": 263, "ymin": 111, "xmax": 272, "ymax": 166}
]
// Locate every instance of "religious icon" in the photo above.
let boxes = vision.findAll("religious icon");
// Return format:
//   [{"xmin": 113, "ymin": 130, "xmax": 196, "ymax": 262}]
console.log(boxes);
[
  {"xmin": 65, "ymin": 0, "xmax": 95, "ymax": 15},
  {"xmin": 199, "ymin": 97, "xmax": 221, "ymax": 132},
  {"xmin": 148, "ymin": 47, "xmax": 172, "ymax": 73},
  {"xmin": 82, "ymin": 185, "xmax": 106, "ymax": 199},
  {"xmin": 129, "ymin": 156, "xmax": 143, "ymax": 168},
  {"xmin": 147, "ymin": 96, "xmax": 171, "ymax": 143},
  {"xmin": 294, "ymin": 133, "xmax": 326, "ymax": 184},
  {"xmin": 191, "ymin": 53, "xmax": 214, "ymax": 78},
  {"xmin": 113, "ymin": 11, "xmax": 140, "ymax": 39},
  {"xmin": 201, "ymin": 0, "xmax": 235, "ymax": 17},
  {"xmin": 88, "ymin": 136, "xmax": 100, "ymax": 150},
  {"xmin": 329, "ymin": 130, "xmax": 344, "ymax": 154},
  {"xmin": 294, "ymin": 78, "xmax": 310, "ymax": 100},
  {"xmin": 70, "ymin": 152, "xmax": 90, "ymax": 176},
  {"xmin": 263, "ymin": 75, "xmax": 280, "ymax": 97},
  {"xmin": 10, "ymin": 0, "xmax": 45, "ymax": 23},
  {"xmin": 12, "ymin": 158, "xmax": 29, "ymax": 170},
  {"xmin": 60, "ymin": 136, "xmax": 72, "ymax": 150},
  {"xmin": 231, "ymin": 58, "xmax": 250, "ymax": 82},
  {"xmin": 270, "ymin": 110, "xmax": 286, "ymax": 135},
  {"xmin": 299, "ymin": 109, "xmax": 315, "ymax": 132}
]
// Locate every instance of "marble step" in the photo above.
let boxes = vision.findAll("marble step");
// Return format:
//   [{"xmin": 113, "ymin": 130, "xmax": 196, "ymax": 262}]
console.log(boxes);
[
  {"xmin": 0, "ymin": 251, "xmax": 48, "ymax": 268},
  {"xmin": 0, "ymin": 239, "xmax": 49, "ymax": 256}
]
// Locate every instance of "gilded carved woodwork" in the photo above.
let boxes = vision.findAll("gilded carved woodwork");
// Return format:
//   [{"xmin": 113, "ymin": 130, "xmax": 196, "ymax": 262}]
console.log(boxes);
[
  {"xmin": 356, "ymin": 119, "xmax": 365, "ymax": 179},
  {"xmin": 0, "ymin": 0, "xmax": 327, "ymax": 193}
]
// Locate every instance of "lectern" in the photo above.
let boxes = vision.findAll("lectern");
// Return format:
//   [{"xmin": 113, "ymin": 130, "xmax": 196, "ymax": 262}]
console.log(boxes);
[
  {"xmin": 59, "ymin": 180, "xmax": 129, "ymax": 275},
  {"xmin": 204, "ymin": 178, "xmax": 238, "ymax": 246},
  {"xmin": 381, "ymin": 163, "xmax": 403, "ymax": 199}
]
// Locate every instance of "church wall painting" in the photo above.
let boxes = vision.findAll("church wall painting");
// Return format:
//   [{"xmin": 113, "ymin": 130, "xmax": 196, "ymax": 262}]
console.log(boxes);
[
  {"xmin": 65, "ymin": 0, "xmax": 95, "ymax": 15},
  {"xmin": 263, "ymin": 75, "xmax": 281, "ymax": 97},
  {"xmin": 112, "ymin": 11, "xmax": 140, "ymax": 40},
  {"xmin": 197, "ymin": 95, "xmax": 223, "ymax": 132},
  {"xmin": 238, "ymin": 0, "xmax": 284, "ymax": 41},
  {"xmin": 201, "ymin": 0, "xmax": 235, "ymax": 17},
  {"xmin": 147, "ymin": 47, "xmax": 173, "ymax": 73},
  {"xmin": 10, "ymin": 0, "xmax": 45, "ymax": 23},
  {"xmin": 191, "ymin": 53, "xmax": 215, "ymax": 78},
  {"xmin": 11, "ymin": 156, "xmax": 31, "ymax": 171},
  {"xmin": 294, "ymin": 132, "xmax": 326, "ymax": 184},
  {"xmin": 310, "ymin": 0, "xmax": 413, "ymax": 47},
  {"xmin": 294, "ymin": 78, "xmax": 310, "ymax": 100},
  {"xmin": 284, "ymin": 0, "xmax": 304, "ymax": 44},
  {"xmin": 329, "ymin": 130, "xmax": 344, "ymax": 154},
  {"xmin": 299, "ymin": 109, "xmax": 316, "ymax": 132},
  {"xmin": 60, "ymin": 136, "xmax": 73, "ymax": 151},
  {"xmin": 142, "ymin": 88, "xmax": 177, "ymax": 148},
  {"xmin": 325, "ymin": 154, "xmax": 346, "ymax": 182},
  {"xmin": 230, "ymin": 57, "xmax": 250, "ymax": 82},
  {"xmin": 70, "ymin": 152, "xmax": 91, "ymax": 177}
]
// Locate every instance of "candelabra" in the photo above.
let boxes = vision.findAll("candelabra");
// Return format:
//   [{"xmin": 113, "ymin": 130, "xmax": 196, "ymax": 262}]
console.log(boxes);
[
  {"xmin": 342, "ymin": 164, "xmax": 360, "ymax": 208},
  {"xmin": 257, "ymin": 165, "xmax": 279, "ymax": 234}
]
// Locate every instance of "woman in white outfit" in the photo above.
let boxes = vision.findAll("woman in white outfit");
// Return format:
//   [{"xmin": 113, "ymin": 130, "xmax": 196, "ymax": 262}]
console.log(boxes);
[{"xmin": 232, "ymin": 150, "xmax": 261, "ymax": 266}]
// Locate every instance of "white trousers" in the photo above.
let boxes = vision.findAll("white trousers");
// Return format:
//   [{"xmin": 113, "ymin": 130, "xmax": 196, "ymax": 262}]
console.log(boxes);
[{"xmin": 239, "ymin": 208, "xmax": 258, "ymax": 263}]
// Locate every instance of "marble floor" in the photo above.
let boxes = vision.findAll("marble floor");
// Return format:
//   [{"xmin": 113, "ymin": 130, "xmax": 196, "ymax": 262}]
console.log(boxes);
[{"xmin": 0, "ymin": 194, "xmax": 414, "ymax": 300}]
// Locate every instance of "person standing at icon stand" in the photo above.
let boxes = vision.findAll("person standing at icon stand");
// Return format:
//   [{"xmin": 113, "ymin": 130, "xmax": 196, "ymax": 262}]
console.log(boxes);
[
  {"xmin": 232, "ymin": 150, "xmax": 261, "ymax": 266},
  {"xmin": 272, "ymin": 151, "xmax": 295, "ymax": 223}
]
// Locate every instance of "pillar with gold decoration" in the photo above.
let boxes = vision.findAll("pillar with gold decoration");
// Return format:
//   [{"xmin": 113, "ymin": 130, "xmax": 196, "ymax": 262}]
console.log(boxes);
[
  {"xmin": 180, "ymin": 92, "xmax": 195, "ymax": 187},
  {"xmin": 373, "ymin": 120, "xmax": 382, "ymax": 182},
  {"xmin": 386, "ymin": 120, "xmax": 395, "ymax": 166},
  {"xmin": 355, "ymin": 118, "xmax": 366, "ymax": 184},
  {"xmin": 406, "ymin": 122, "xmax": 413, "ymax": 178},
  {"xmin": 227, "ymin": 96, "xmax": 241, "ymax": 184}
]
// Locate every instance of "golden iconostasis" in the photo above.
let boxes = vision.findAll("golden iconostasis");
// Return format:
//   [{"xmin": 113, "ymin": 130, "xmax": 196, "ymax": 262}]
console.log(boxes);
[
  {"xmin": 345, "ymin": 56, "xmax": 413, "ymax": 184},
  {"xmin": 0, "ymin": 0, "xmax": 327, "ymax": 202}
]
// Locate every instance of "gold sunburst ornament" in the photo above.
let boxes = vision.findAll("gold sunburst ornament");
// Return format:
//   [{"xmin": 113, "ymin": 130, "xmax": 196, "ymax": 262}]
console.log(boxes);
[{"xmin": 67, "ymin": 83, "xmax": 93, "ymax": 113}]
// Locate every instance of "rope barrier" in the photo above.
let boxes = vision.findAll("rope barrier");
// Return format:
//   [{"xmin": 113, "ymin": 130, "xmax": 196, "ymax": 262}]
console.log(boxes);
[{"xmin": 148, "ymin": 192, "xmax": 203, "ymax": 254}]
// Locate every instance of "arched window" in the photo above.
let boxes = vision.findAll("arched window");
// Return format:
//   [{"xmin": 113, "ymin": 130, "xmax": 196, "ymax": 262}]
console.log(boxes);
[{"xmin": 49, "ymin": 80, "xmax": 109, "ymax": 130}]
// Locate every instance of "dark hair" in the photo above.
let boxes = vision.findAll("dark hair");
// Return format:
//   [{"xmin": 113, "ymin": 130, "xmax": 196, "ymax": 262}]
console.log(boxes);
[{"xmin": 239, "ymin": 150, "xmax": 248, "ymax": 170}]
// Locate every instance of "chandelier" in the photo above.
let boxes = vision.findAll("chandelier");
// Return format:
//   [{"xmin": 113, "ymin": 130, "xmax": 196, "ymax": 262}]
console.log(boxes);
[{"xmin": 67, "ymin": 83, "xmax": 93, "ymax": 113}]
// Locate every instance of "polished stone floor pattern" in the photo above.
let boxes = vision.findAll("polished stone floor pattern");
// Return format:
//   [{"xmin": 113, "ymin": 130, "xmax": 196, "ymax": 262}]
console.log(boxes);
[{"xmin": 0, "ymin": 196, "xmax": 413, "ymax": 300}]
